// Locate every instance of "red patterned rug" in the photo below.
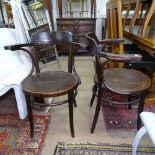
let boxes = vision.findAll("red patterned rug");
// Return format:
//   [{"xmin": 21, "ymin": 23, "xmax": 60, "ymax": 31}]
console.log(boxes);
[
  {"xmin": 0, "ymin": 113, "xmax": 48, "ymax": 155},
  {"xmin": 101, "ymin": 92, "xmax": 155, "ymax": 131}
]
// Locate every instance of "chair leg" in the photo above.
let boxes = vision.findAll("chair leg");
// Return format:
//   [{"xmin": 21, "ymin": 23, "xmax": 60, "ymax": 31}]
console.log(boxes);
[
  {"xmin": 73, "ymin": 90, "xmax": 77, "ymax": 107},
  {"xmin": 132, "ymin": 126, "xmax": 147, "ymax": 155},
  {"xmin": 25, "ymin": 94, "xmax": 34, "ymax": 138},
  {"xmin": 90, "ymin": 88, "xmax": 102, "ymax": 133},
  {"xmin": 127, "ymin": 94, "xmax": 132, "ymax": 110},
  {"xmin": 137, "ymin": 92, "xmax": 146, "ymax": 130},
  {"xmin": 73, "ymin": 98, "xmax": 77, "ymax": 107},
  {"xmin": 68, "ymin": 91, "xmax": 75, "ymax": 137},
  {"xmin": 90, "ymin": 84, "xmax": 97, "ymax": 107}
]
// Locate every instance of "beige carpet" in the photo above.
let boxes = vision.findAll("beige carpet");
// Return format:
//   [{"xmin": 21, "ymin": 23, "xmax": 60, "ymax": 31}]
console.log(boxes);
[{"xmin": 0, "ymin": 56, "xmax": 153, "ymax": 155}]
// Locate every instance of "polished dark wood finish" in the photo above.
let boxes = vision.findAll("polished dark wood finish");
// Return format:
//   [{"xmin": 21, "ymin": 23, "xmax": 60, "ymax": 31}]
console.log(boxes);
[
  {"xmin": 57, "ymin": 18, "xmax": 96, "ymax": 53},
  {"xmin": 86, "ymin": 34, "xmax": 151, "ymax": 133},
  {"xmin": 86, "ymin": 32, "xmax": 124, "ymax": 55},
  {"xmin": 5, "ymin": 31, "xmax": 81, "ymax": 138},
  {"xmin": 23, "ymin": 71, "xmax": 78, "ymax": 97},
  {"xmin": 86, "ymin": 32, "xmax": 141, "ymax": 107},
  {"xmin": 104, "ymin": 68, "xmax": 150, "ymax": 94}
]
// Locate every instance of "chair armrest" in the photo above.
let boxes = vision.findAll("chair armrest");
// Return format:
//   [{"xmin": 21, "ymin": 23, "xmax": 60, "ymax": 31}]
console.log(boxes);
[
  {"xmin": 98, "ymin": 38, "xmax": 124, "ymax": 45},
  {"xmin": 98, "ymin": 52, "xmax": 142, "ymax": 62},
  {"xmin": 4, "ymin": 43, "xmax": 34, "ymax": 51}
]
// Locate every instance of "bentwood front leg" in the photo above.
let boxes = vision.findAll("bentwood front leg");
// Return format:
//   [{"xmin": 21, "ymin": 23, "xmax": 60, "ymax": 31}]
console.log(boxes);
[
  {"xmin": 137, "ymin": 92, "xmax": 146, "ymax": 130},
  {"xmin": 91, "ymin": 88, "xmax": 102, "ymax": 133},
  {"xmin": 68, "ymin": 91, "xmax": 75, "ymax": 137},
  {"xmin": 90, "ymin": 84, "xmax": 97, "ymax": 107},
  {"xmin": 25, "ymin": 94, "xmax": 34, "ymax": 138}
]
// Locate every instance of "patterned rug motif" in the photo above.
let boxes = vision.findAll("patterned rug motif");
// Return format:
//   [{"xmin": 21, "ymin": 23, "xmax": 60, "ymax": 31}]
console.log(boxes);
[
  {"xmin": 0, "ymin": 113, "xmax": 48, "ymax": 155},
  {"xmin": 54, "ymin": 143, "xmax": 155, "ymax": 155},
  {"xmin": 101, "ymin": 92, "xmax": 155, "ymax": 130}
]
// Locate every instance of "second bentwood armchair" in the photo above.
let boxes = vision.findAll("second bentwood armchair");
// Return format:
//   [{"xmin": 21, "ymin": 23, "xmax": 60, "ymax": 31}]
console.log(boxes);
[
  {"xmin": 5, "ymin": 31, "xmax": 81, "ymax": 138},
  {"xmin": 86, "ymin": 32, "xmax": 124, "ymax": 107},
  {"xmin": 86, "ymin": 35, "xmax": 151, "ymax": 133}
]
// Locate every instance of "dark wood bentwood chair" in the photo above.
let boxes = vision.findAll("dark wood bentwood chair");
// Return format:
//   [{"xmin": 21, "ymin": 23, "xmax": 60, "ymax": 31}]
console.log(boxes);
[
  {"xmin": 5, "ymin": 31, "xmax": 81, "ymax": 138},
  {"xmin": 86, "ymin": 34, "xmax": 151, "ymax": 133},
  {"xmin": 86, "ymin": 32, "xmax": 124, "ymax": 107}
]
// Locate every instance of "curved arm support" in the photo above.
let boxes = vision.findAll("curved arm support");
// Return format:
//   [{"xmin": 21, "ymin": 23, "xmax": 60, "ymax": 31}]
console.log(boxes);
[
  {"xmin": 98, "ymin": 38, "xmax": 124, "ymax": 45},
  {"xmin": 98, "ymin": 52, "xmax": 142, "ymax": 62}
]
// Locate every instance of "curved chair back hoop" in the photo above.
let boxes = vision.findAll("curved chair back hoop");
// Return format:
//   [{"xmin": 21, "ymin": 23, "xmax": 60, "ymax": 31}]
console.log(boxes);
[
  {"xmin": 30, "ymin": 31, "xmax": 74, "ymax": 73},
  {"xmin": 86, "ymin": 32, "xmax": 100, "ymax": 44},
  {"xmin": 86, "ymin": 33, "xmax": 99, "ymax": 55},
  {"xmin": 86, "ymin": 32, "xmax": 124, "ymax": 55},
  {"xmin": 31, "ymin": 31, "xmax": 73, "ymax": 45}
]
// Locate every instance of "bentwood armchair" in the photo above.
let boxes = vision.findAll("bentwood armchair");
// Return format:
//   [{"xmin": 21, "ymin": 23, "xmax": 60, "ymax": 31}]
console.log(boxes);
[
  {"xmin": 5, "ymin": 31, "xmax": 81, "ymax": 138},
  {"xmin": 86, "ymin": 34, "xmax": 151, "ymax": 133},
  {"xmin": 86, "ymin": 32, "xmax": 124, "ymax": 107}
]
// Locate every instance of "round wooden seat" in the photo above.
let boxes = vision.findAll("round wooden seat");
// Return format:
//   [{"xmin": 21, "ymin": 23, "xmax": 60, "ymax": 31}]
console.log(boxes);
[
  {"xmin": 22, "ymin": 71, "xmax": 78, "ymax": 97},
  {"xmin": 104, "ymin": 68, "xmax": 151, "ymax": 95}
]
